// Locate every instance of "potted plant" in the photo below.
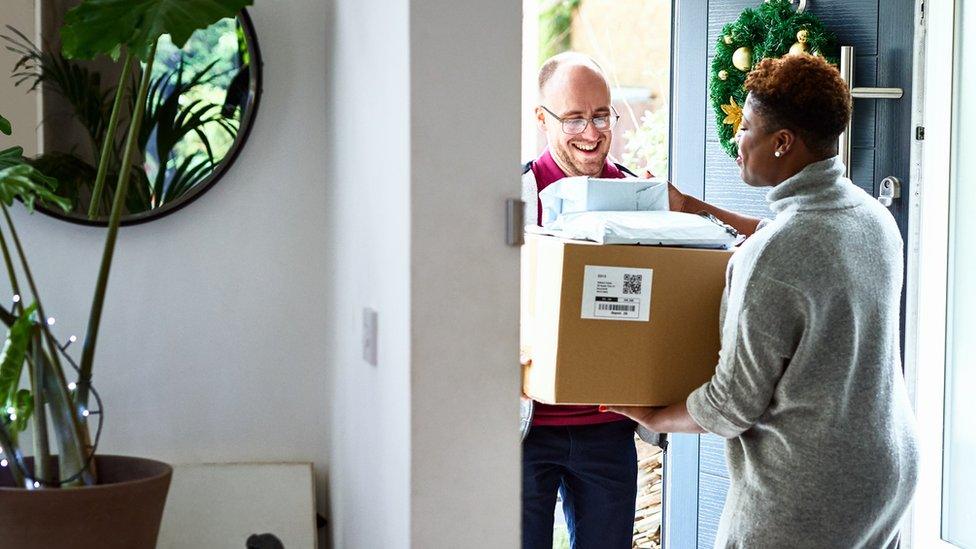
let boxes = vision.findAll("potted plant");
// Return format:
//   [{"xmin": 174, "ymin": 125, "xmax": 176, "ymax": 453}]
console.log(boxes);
[{"xmin": 0, "ymin": 1, "xmax": 251, "ymax": 546}]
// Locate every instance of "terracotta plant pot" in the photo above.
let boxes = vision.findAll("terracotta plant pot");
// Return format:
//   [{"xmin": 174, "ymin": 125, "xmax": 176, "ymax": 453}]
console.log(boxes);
[{"xmin": 0, "ymin": 455, "xmax": 172, "ymax": 549}]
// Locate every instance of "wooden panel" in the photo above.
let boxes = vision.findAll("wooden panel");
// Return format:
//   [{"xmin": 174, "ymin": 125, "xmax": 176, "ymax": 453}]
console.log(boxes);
[
  {"xmin": 697, "ymin": 472, "xmax": 731, "ymax": 549},
  {"xmin": 850, "ymin": 146, "xmax": 876, "ymax": 193},
  {"xmin": 708, "ymin": 0, "xmax": 879, "ymax": 57},
  {"xmin": 876, "ymin": 0, "xmax": 917, "ymax": 233},
  {"xmin": 698, "ymin": 433, "xmax": 729, "ymax": 478},
  {"xmin": 703, "ymin": 140, "xmax": 771, "ymax": 219},
  {"xmin": 851, "ymin": 55, "xmax": 879, "ymax": 149}
]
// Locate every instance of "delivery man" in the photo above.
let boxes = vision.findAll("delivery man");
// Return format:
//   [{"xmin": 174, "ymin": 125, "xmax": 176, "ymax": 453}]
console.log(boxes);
[{"xmin": 520, "ymin": 52, "xmax": 760, "ymax": 549}]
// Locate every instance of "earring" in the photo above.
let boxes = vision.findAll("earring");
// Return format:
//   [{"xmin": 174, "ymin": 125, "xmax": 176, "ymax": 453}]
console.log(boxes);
[{"xmin": 774, "ymin": 151, "xmax": 782, "ymax": 158}]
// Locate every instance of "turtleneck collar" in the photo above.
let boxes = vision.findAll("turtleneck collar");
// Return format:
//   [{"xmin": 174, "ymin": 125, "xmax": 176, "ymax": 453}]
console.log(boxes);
[{"xmin": 766, "ymin": 156, "xmax": 863, "ymax": 215}]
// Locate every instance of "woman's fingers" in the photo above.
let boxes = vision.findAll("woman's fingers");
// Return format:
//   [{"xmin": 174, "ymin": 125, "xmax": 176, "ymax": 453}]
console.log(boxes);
[{"xmin": 601, "ymin": 405, "xmax": 659, "ymax": 429}]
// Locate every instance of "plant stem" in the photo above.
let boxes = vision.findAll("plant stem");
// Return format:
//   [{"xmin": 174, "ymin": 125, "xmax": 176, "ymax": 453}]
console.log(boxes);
[
  {"xmin": 30, "ymin": 330, "xmax": 51, "ymax": 486},
  {"xmin": 77, "ymin": 42, "xmax": 157, "ymax": 414},
  {"xmin": 0, "ymin": 226, "xmax": 22, "ymax": 313},
  {"xmin": 87, "ymin": 53, "xmax": 133, "ymax": 220},
  {"xmin": 0, "ymin": 422, "xmax": 28, "ymax": 488}
]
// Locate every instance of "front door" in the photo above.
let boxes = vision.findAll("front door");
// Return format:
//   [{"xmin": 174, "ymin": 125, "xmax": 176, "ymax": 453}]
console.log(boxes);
[{"xmin": 665, "ymin": 0, "xmax": 917, "ymax": 546}]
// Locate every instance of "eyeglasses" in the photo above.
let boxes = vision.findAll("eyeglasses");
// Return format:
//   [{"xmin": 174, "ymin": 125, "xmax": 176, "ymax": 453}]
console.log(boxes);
[{"xmin": 540, "ymin": 105, "xmax": 619, "ymax": 135}]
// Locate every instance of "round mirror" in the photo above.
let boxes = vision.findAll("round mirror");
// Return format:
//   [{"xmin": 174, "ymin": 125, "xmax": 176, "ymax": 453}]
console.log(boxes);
[{"xmin": 2, "ymin": 9, "xmax": 261, "ymax": 225}]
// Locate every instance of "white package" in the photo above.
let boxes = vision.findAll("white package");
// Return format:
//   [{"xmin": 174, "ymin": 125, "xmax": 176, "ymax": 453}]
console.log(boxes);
[
  {"xmin": 536, "ymin": 210, "xmax": 741, "ymax": 248},
  {"xmin": 537, "ymin": 176, "xmax": 669, "ymax": 227}
]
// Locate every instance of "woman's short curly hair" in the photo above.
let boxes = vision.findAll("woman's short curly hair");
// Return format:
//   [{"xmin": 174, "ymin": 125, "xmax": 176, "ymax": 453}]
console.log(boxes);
[{"xmin": 744, "ymin": 54, "xmax": 852, "ymax": 155}]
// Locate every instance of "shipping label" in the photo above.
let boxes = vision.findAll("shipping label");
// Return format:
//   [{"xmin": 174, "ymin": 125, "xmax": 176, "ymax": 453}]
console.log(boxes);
[{"xmin": 580, "ymin": 265, "xmax": 653, "ymax": 322}]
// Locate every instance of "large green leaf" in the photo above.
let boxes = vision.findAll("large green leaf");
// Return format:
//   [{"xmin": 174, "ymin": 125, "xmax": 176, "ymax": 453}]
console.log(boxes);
[
  {"xmin": 12, "ymin": 389, "xmax": 32, "ymax": 432},
  {"xmin": 0, "ymin": 147, "xmax": 24, "ymax": 170},
  {"xmin": 0, "ymin": 115, "xmax": 10, "ymax": 136},
  {"xmin": 0, "ymin": 165, "xmax": 71, "ymax": 212},
  {"xmin": 61, "ymin": 0, "xmax": 253, "ymax": 61},
  {"xmin": 0, "ymin": 304, "xmax": 36, "ymax": 421}
]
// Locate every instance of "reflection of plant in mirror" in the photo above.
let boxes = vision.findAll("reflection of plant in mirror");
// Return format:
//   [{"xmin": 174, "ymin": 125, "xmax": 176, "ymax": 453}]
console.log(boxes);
[
  {"xmin": 1, "ymin": 12, "xmax": 247, "ymax": 218},
  {"xmin": 131, "ymin": 58, "xmax": 239, "ymax": 212},
  {"xmin": 621, "ymin": 108, "xmax": 669, "ymax": 178}
]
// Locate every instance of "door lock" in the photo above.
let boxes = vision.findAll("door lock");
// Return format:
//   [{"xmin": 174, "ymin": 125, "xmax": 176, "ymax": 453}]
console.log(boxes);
[{"xmin": 878, "ymin": 176, "xmax": 901, "ymax": 207}]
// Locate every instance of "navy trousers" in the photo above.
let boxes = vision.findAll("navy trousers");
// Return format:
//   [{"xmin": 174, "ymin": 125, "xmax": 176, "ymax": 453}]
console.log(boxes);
[{"xmin": 522, "ymin": 420, "xmax": 638, "ymax": 549}]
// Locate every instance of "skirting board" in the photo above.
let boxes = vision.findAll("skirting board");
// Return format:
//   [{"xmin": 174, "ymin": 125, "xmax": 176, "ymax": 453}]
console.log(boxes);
[{"xmin": 157, "ymin": 462, "xmax": 317, "ymax": 548}]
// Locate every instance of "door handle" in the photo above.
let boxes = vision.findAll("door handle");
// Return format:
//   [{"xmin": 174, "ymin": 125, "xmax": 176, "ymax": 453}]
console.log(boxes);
[
  {"xmin": 838, "ymin": 46, "xmax": 905, "ymax": 179},
  {"xmin": 878, "ymin": 176, "xmax": 901, "ymax": 207}
]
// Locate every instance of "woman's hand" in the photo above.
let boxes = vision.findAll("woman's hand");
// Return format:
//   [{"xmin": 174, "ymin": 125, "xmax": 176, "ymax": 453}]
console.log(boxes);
[
  {"xmin": 600, "ymin": 405, "xmax": 666, "ymax": 431},
  {"xmin": 601, "ymin": 401, "xmax": 707, "ymax": 434},
  {"xmin": 642, "ymin": 169, "xmax": 690, "ymax": 213}
]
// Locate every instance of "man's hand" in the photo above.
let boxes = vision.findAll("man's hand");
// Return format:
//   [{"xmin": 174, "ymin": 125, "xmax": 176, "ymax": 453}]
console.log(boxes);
[
  {"xmin": 667, "ymin": 182, "xmax": 689, "ymax": 212},
  {"xmin": 642, "ymin": 169, "xmax": 689, "ymax": 213},
  {"xmin": 599, "ymin": 405, "xmax": 665, "ymax": 431},
  {"xmin": 520, "ymin": 354, "xmax": 532, "ymax": 402}
]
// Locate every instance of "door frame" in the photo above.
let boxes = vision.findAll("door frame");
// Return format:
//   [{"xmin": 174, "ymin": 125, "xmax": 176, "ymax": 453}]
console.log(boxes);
[
  {"xmin": 663, "ymin": 1, "xmax": 709, "ymax": 546},
  {"xmin": 904, "ymin": 0, "xmax": 960, "ymax": 547}
]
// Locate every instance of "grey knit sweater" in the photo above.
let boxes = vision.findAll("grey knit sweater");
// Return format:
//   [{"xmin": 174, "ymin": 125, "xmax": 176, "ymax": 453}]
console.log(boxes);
[{"xmin": 686, "ymin": 157, "xmax": 919, "ymax": 549}]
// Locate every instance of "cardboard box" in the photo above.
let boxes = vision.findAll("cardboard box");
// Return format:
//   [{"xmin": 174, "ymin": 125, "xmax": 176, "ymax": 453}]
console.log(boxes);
[{"xmin": 520, "ymin": 233, "xmax": 733, "ymax": 406}]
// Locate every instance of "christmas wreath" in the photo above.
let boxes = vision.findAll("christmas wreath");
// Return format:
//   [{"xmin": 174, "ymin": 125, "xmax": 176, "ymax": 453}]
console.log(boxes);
[{"xmin": 710, "ymin": 0, "xmax": 839, "ymax": 157}]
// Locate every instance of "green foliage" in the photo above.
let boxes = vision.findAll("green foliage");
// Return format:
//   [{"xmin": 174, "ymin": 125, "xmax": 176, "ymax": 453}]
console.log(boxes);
[
  {"xmin": 0, "ymin": 160, "xmax": 72, "ymax": 212},
  {"xmin": 61, "ymin": 0, "xmax": 253, "ymax": 62},
  {"xmin": 3, "ymin": 26, "xmax": 113, "ymax": 162},
  {"xmin": 622, "ymin": 108, "xmax": 670, "ymax": 178},
  {"xmin": 0, "ymin": 0, "xmax": 255, "ymax": 490},
  {"xmin": 4, "ymin": 21, "xmax": 242, "ymax": 217},
  {"xmin": 0, "ymin": 303, "xmax": 38, "ymax": 436},
  {"xmin": 539, "ymin": 0, "xmax": 581, "ymax": 63},
  {"xmin": 709, "ymin": 0, "xmax": 838, "ymax": 157},
  {"xmin": 137, "ymin": 58, "xmax": 237, "ymax": 209},
  {"xmin": 0, "ymin": 114, "xmax": 10, "ymax": 136}
]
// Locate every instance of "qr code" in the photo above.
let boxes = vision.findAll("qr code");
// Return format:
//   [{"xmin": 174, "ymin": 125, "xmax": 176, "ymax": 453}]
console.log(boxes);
[{"xmin": 623, "ymin": 273, "xmax": 642, "ymax": 295}]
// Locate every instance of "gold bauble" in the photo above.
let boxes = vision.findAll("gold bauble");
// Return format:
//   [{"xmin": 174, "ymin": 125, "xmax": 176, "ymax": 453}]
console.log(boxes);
[
  {"xmin": 789, "ymin": 41, "xmax": 809, "ymax": 55},
  {"xmin": 732, "ymin": 47, "xmax": 753, "ymax": 71},
  {"xmin": 724, "ymin": 34, "xmax": 733, "ymax": 45},
  {"xmin": 797, "ymin": 29, "xmax": 810, "ymax": 43},
  {"xmin": 718, "ymin": 69, "xmax": 729, "ymax": 81}
]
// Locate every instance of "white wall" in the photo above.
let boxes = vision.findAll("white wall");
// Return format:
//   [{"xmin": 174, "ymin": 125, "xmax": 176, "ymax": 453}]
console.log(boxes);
[
  {"xmin": 9, "ymin": 0, "xmax": 333, "ymax": 542},
  {"xmin": 326, "ymin": 0, "xmax": 411, "ymax": 546},
  {"xmin": 328, "ymin": 0, "xmax": 522, "ymax": 546},
  {"xmin": 409, "ymin": 0, "xmax": 522, "ymax": 546}
]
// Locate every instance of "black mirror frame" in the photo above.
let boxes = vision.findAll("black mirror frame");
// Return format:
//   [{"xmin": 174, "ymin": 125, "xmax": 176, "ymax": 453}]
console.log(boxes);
[{"xmin": 35, "ymin": 8, "xmax": 263, "ymax": 227}]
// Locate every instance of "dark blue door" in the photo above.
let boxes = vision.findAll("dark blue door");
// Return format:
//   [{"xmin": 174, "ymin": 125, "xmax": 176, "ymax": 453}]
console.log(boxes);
[{"xmin": 665, "ymin": 0, "xmax": 917, "ymax": 547}]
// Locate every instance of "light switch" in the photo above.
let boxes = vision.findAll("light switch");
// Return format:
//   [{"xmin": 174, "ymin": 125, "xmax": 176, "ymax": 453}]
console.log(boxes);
[{"xmin": 362, "ymin": 308, "xmax": 378, "ymax": 366}]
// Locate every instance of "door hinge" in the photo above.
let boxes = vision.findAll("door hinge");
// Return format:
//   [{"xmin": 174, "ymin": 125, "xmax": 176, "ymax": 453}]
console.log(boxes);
[{"xmin": 916, "ymin": 126, "xmax": 925, "ymax": 140}]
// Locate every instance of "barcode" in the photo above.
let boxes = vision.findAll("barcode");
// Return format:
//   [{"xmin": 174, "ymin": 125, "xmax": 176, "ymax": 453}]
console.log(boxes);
[
  {"xmin": 623, "ymin": 273, "xmax": 642, "ymax": 295},
  {"xmin": 597, "ymin": 303, "xmax": 637, "ymax": 312}
]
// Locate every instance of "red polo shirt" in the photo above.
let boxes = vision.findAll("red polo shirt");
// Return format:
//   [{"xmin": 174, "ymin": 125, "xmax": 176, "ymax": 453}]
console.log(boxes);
[{"xmin": 529, "ymin": 148, "xmax": 629, "ymax": 427}]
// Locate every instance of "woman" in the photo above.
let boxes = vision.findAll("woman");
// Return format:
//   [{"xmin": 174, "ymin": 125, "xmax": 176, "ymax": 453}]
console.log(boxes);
[{"xmin": 606, "ymin": 54, "xmax": 919, "ymax": 548}]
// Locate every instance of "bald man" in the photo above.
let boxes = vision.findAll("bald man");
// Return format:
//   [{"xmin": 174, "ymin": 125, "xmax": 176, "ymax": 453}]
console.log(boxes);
[{"xmin": 519, "ymin": 52, "xmax": 640, "ymax": 549}]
